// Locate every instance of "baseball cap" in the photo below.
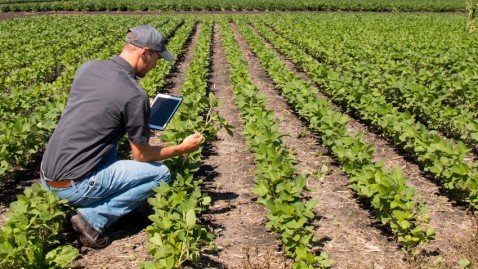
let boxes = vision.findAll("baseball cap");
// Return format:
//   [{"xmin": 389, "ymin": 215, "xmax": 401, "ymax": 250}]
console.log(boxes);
[{"xmin": 125, "ymin": 25, "xmax": 175, "ymax": 62}]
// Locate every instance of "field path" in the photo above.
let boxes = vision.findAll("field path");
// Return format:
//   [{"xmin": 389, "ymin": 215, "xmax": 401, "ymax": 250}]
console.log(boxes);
[
  {"xmin": 231, "ymin": 22, "xmax": 412, "ymax": 268},
  {"xmin": 198, "ymin": 23, "xmax": 287, "ymax": 268},
  {"xmin": 165, "ymin": 22, "xmax": 200, "ymax": 96}
]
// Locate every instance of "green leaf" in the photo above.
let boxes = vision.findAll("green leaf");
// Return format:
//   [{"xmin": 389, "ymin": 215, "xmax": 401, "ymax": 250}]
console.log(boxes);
[
  {"xmin": 138, "ymin": 261, "xmax": 160, "ymax": 269},
  {"xmin": 253, "ymin": 181, "xmax": 269, "ymax": 196},
  {"xmin": 458, "ymin": 258, "xmax": 470, "ymax": 268},
  {"xmin": 185, "ymin": 209, "xmax": 196, "ymax": 228},
  {"xmin": 398, "ymin": 220, "xmax": 411, "ymax": 230},
  {"xmin": 45, "ymin": 245, "xmax": 79, "ymax": 267},
  {"xmin": 305, "ymin": 199, "xmax": 320, "ymax": 210},
  {"xmin": 201, "ymin": 196, "xmax": 212, "ymax": 206}
]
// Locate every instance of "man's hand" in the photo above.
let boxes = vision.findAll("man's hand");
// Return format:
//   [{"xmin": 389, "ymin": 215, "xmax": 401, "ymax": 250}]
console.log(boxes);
[
  {"xmin": 130, "ymin": 132, "xmax": 204, "ymax": 162},
  {"xmin": 181, "ymin": 132, "xmax": 204, "ymax": 153}
]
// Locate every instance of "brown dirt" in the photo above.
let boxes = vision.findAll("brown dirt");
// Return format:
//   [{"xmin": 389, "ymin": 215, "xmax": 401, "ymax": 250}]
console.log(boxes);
[
  {"xmin": 231, "ymin": 22, "xmax": 407, "ymax": 268},
  {"xmin": 198, "ymin": 23, "xmax": 287, "ymax": 268},
  {"xmin": 1, "ymin": 12, "xmax": 477, "ymax": 269},
  {"xmin": 164, "ymin": 22, "xmax": 200, "ymax": 96},
  {"xmin": 243, "ymin": 21, "xmax": 478, "ymax": 268}
]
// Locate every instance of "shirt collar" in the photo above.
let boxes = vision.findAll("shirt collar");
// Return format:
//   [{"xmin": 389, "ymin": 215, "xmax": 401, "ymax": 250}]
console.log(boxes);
[{"xmin": 111, "ymin": 55, "xmax": 136, "ymax": 78}]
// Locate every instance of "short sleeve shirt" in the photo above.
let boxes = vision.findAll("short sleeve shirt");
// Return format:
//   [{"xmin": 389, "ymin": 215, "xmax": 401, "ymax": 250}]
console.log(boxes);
[{"xmin": 42, "ymin": 55, "xmax": 151, "ymax": 181}]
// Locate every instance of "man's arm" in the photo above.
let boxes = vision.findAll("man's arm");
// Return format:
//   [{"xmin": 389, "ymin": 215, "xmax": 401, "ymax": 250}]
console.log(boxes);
[{"xmin": 130, "ymin": 132, "xmax": 204, "ymax": 162}]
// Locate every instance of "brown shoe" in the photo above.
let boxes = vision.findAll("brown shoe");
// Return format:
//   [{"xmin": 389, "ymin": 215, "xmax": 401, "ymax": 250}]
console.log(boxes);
[{"xmin": 71, "ymin": 212, "xmax": 111, "ymax": 249}]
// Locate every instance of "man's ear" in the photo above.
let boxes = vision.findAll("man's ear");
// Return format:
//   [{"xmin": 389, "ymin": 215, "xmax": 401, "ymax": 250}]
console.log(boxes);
[{"xmin": 142, "ymin": 47, "xmax": 150, "ymax": 57}]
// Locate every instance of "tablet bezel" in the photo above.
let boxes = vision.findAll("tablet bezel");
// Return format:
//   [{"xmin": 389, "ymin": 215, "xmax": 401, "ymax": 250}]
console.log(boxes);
[{"xmin": 148, "ymin": 93, "xmax": 183, "ymax": 131}]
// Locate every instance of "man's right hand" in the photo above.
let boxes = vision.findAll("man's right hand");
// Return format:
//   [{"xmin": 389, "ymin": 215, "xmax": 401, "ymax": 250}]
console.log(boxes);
[{"xmin": 181, "ymin": 132, "xmax": 204, "ymax": 153}]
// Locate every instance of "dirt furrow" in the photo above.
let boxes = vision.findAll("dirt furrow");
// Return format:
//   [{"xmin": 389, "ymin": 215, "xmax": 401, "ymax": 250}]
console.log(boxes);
[
  {"xmin": 246, "ymin": 22, "xmax": 478, "ymax": 268},
  {"xmin": 198, "ymin": 23, "xmax": 287, "ymax": 268},
  {"xmin": 229, "ymin": 22, "xmax": 412, "ymax": 268},
  {"xmin": 164, "ymin": 22, "xmax": 201, "ymax": 96}
]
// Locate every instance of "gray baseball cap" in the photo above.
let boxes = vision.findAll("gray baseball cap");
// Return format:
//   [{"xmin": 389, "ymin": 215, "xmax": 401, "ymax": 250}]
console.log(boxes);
[{"xmin": 125, "ymin": 25, "xmax": 175, "ymax": 62}]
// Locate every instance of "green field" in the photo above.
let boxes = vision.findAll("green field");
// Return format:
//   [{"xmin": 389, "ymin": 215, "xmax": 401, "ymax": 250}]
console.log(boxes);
[
  {"xmin": 0, "ymin": 0, "xmax": 468, "ymax": 12},
  {"xmin": 1, "ymin": 10, "xmax": 478, "ymax": 269}
]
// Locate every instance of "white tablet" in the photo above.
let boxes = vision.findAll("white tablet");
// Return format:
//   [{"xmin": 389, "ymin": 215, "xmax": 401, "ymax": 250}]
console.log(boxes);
[{"xmin": 148, "ymin": 93, "xmax": 183, "ymax": 131}]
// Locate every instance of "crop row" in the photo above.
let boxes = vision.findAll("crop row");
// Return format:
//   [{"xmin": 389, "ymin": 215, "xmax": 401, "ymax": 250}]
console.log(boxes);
[
  {"xmin": 219, "ymin": 18, "xmax": 332, "ymax": 268},
  {"xmin": 233, "ymin": 17, "xmax": 435, "ymax": 251},
  {"xmin": 0, "ymin": 17, "xmax": 180, "ymax": 94},
  {"xmin": 140, "ymin": 18, "xmax": 222, "ymax": 269},
  {"xmin": 0, "ymin": 16, "xmax": 88, "ymax": 85},
  {"xmin": 252, "ymin": 15, "xmax": 478, "ymax": 209},
  {"xmin": 269, "ymin": 14, "xmax": 478, "ymax": 105},
  {"xmin": 1, "ymin": 17, "xmax": 149, "ymax": 92},
  {"xmin": 265, "ymin": 14, "xmax": 478, "ymax": 148},
  {"xmin": 1, "ymin": 17, "xmax": 222, "ymax": 269},
  {"xmin": 0, "ymin": 183, "xmax": 78, "ymax": 268},
  {"xmin": 0, "ymin": 17, "xmax": 173, "ymax": 120},
  {"xmin": 0, "ymin": 0, "xmax": 466, "ymax": 12}
]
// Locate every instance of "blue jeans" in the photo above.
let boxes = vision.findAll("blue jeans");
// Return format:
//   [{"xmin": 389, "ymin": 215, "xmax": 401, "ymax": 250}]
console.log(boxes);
[{"xmin": 40, "ymin": 146, "xmax": 171, "ymax": 234}]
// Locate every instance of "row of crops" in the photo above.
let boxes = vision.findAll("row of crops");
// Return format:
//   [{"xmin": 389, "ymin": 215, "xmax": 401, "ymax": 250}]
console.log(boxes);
[
  {"xmin": 1, "ymin": 12, "xmax": 477, "ymax": 268},
  {"xmin": 0, "ymin": 0, "xmax": 467, "ymax": 12},
  {"xmin": 0, "ymin": 14, "xmax": 217, "ymax": 268}
]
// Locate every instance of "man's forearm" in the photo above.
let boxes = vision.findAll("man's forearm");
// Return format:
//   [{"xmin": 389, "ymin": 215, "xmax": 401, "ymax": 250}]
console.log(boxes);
[
  {"xmin": 130, "ymin": 133, "xmax": 203, "ymax": 162},
  {"xmin": 130, "ymin": 143, "xmax": 187, "ymax": 162}
]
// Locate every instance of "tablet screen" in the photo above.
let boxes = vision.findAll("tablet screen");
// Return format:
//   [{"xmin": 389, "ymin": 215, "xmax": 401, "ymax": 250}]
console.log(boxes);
[{"xmin": 148, "ymin": 93, "xmax": 183, "ymax": 130}]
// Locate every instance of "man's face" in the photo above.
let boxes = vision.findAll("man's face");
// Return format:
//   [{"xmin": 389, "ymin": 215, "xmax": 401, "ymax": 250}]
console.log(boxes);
[{"xmin": 137, "ymin": 49, "xmax": 161, "ymax": 78}]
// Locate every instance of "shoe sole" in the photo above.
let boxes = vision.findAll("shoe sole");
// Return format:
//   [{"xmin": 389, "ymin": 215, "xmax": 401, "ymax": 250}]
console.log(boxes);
[{"xmin": 71, "ymin": 215, "xmax": 111, "ymax": 249}]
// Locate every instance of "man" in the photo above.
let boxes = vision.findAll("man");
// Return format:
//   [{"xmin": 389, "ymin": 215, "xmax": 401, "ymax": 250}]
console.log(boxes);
[{"xmin": 40, "ymin": 25, "xmax": 203, "ymax": 249}]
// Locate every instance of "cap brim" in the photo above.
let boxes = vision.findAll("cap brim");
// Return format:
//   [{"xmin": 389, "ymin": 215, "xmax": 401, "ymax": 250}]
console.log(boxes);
[{"xmin": 159, "ymin": 50, "xmax": 175, "ymax": 62}]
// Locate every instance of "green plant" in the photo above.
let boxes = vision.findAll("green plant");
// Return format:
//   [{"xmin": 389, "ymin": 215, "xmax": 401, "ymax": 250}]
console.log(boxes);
[
  {"xmin": 0, "ymin": 183, "xmax": 78, "ymax": 269},
  {"xmin": 256, "ymin": 14, "xmax": 478, "ymax": 211},
  {"xmin": 458, "ymin": 258, "xmax": 471, "ymax": 268},
  {"xmin": 239, "ymin": 17, "xmax": 435, "ymax": 251},
  {"xmin": 140, "ymin": 19, "xmax": 227, "ymax": 268},
  {"xmin": 466, "ymin": 0, "xmax": 477, "ymax": 33},
  {"xmin": 220, "ymin": 19, "xmax": 333, "ymax": 268}
]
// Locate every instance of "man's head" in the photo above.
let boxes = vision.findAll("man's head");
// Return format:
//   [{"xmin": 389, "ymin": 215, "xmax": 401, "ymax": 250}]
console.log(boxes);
[
  {"xmin": 121, "ymin": 25, "xmax": 175, "ymax": 78},
  {"xmin": 125, "ymin": 25, "xmax": 175, "ymax": 62}
]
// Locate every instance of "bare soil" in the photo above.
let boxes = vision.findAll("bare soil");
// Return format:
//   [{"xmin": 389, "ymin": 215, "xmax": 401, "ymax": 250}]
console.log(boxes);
[
  {"xmin": 230, "ymin": 22, "xmax": 408, "ymax": 268},
  {"xmin": 1, "ymin": 12, "xmax": 477, "ymax": 269},
  {"xmin": 240, "ymin": 22, "xmax": 478, "ymax": 269},
  {"xmin": 198, "ymin": 23, "xmax": 286, "ymax": 269}
]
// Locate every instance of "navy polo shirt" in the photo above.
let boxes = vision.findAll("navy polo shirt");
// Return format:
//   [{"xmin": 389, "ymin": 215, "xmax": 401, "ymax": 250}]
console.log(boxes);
[{"xmin": 42, "ymin": 55, "xmax": 150, "ymax": 181}]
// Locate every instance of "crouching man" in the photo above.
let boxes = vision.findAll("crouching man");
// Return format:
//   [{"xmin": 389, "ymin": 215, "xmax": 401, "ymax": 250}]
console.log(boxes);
[{"xmin": 40, "ymin": 25, "xmax": 203, "ymax": 248}]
